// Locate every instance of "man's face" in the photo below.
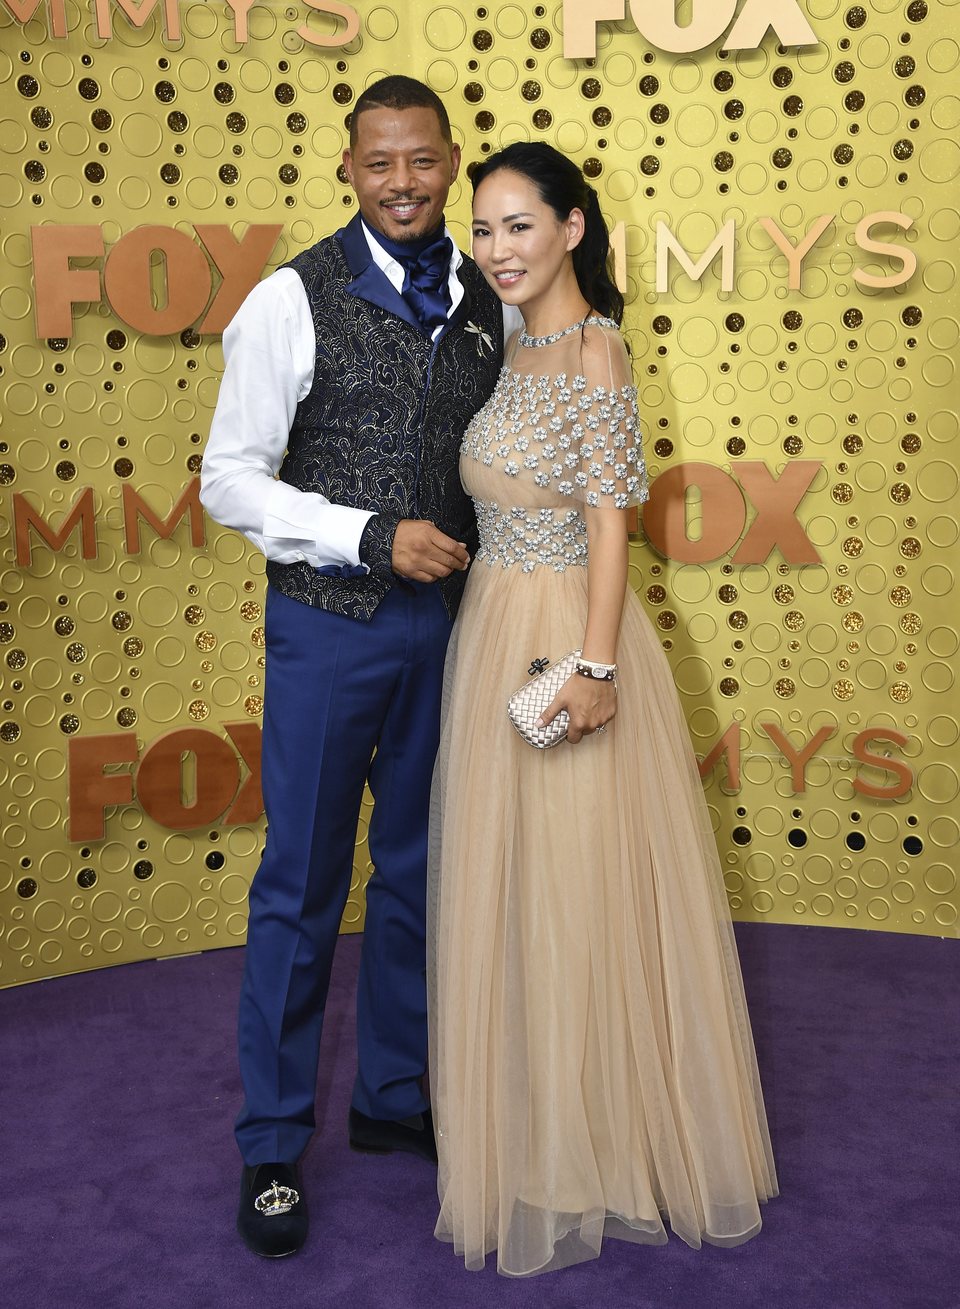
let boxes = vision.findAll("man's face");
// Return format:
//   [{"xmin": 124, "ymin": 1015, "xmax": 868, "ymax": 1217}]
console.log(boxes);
[{"xmin": 343, "ymin": 106, "xmax": 461, "ymax": 244}]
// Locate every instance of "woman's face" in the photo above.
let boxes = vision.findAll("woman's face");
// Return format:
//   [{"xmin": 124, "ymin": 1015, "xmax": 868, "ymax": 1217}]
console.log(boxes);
[{"xmin": 471, "ymin": 170, "xmax": 584, "ymax": 309}]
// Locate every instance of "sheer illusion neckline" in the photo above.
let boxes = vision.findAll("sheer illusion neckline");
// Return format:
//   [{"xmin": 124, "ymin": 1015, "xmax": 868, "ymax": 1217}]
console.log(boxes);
[{"xmin": 517, "ymin": 314, "xmax": 618, "ymax": 349}]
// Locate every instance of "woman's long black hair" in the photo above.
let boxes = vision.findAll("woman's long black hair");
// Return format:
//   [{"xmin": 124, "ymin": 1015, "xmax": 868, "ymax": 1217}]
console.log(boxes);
[{"xmin": 470, "ymin": 142, "xmax": 624, "ymax": 325}]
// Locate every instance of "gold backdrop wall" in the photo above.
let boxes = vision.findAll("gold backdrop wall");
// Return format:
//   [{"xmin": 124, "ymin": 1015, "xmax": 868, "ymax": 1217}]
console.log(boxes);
[{"xmin": 1, "ymin": 0, "xmax": 958, "ymax": 987}]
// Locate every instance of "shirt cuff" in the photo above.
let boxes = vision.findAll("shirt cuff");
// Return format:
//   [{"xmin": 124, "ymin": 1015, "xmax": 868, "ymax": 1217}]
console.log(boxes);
[
  {"xmin": 262, "ymin": 481, "xmax": 375, "ymax": 569},
  {"xmin": 358, "ymin": 513, "xmax": 402, "ymax": 579}
]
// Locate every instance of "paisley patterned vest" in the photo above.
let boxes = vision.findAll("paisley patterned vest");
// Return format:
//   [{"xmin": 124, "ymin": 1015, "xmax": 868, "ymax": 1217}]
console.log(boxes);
[{"xmin": 264, "ymin": 216, "xmax": 504, "ymax": 621}]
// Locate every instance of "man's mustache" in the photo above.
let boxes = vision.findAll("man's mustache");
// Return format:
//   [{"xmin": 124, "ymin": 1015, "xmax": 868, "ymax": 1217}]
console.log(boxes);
[{"xmin": 380, "ymin": 194, "xmax": 430, "ymax": 206}]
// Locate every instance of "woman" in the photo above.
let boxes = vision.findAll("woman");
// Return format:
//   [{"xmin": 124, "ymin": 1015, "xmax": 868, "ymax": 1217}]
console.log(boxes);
[{"xmin": 428, "ymin": 142, "xmax": 777, "ymax": 1277}]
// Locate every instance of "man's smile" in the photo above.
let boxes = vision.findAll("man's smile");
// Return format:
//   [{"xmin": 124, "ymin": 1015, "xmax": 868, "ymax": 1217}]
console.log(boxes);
[{"xmin": 382, "ymin": 198, "xmax": 430, "ymax": 220}]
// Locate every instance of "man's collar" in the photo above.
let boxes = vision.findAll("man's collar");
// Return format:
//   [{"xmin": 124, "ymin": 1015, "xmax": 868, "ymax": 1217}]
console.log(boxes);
[
  {"xmin": 339, "ymin": 212, "xmax": 466, "ymax": 280},
  {"xmin": 359, "ymin": 217, "xmax": 464, "ymax": 277},
  {"xmin": 338, "ymin": 212, "xmax": 474, "ymax": 339}
]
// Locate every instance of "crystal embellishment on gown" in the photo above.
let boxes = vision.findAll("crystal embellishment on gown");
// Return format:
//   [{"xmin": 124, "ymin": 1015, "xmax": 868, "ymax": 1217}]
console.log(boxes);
[
  {"xmin": 474, "ymin": 500, "xmax": 588, "ymax": 573},
  {"xmin": 462, "ymin": 363, "xmax": 647, "ymax": 511}
]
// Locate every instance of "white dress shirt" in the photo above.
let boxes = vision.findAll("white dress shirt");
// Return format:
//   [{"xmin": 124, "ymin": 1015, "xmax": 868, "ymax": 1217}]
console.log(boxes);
[{"xmin": 200, "ymin": 223, "xmax": 521, "ymax": 572}]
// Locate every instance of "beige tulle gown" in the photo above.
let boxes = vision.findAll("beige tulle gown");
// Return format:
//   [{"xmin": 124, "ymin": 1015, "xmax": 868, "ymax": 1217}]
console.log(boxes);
[{"xmin": 428, "ymin": 317, "xmax": 777, "ymax": 1277}]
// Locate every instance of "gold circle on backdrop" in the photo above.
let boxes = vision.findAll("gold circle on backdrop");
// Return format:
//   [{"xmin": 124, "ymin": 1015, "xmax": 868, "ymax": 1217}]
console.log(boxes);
[
  {"xmin": 424, "ymin": 7, "xmax": 467, "ymax": 50},
  {"xmin": 151, "ymin": 882, "xmax": 192, "ymax": 923},
  {"xmin": 427, "ymin": 60, "xmax": 459, "ymax": 94}
]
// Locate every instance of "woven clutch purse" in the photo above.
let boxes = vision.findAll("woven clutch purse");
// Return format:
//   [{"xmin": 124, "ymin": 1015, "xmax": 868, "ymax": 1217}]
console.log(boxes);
[{"xmin": 507, "ymin": 651, "xmax": 580, "ymax": 749}]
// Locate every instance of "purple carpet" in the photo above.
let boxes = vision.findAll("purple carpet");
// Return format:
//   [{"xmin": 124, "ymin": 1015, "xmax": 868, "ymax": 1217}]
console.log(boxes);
[{"xmin": 1, "ymin": 924, "xmax": 957, "ymax": 1309}]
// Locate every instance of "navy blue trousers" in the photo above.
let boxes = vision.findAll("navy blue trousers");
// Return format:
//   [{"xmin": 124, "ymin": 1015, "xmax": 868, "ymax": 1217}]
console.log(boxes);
[{"xmin": 235, "ymin": 583, "xmax": 452, "ymax": 1165}]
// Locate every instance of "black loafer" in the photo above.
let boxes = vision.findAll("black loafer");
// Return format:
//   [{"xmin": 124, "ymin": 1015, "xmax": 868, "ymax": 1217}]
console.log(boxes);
[
  {"xmin": 237, "ymin": 1161, "xmax": 308, "ymax": 1258},
  {"xmin": 348, "ymin": 1107, "xmax": 438, "ymax": 1164}
]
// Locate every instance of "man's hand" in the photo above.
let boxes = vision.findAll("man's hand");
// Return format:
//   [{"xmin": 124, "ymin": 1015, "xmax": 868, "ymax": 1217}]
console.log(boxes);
[{"xmin": 392, "ymin": 520, "xmax": 470, "ymax": 582}]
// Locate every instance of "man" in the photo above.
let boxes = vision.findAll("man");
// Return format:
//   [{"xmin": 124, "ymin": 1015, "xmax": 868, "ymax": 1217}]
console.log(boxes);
[{"xmin": 200, "ymin": 76, "xmax": 514, "ymax": 1258}]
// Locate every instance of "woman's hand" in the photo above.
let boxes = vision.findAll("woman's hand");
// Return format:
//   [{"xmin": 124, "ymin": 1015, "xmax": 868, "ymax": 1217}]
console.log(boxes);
[{"xmin": 538, "ymin": 675, "xmax": 617, "ymax": 745}]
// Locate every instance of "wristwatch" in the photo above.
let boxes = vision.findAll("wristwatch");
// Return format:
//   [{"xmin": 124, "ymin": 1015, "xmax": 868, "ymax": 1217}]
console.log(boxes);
[{"xmin": 575, "ymin": 657, "xmax": 617, "ymax": 683}]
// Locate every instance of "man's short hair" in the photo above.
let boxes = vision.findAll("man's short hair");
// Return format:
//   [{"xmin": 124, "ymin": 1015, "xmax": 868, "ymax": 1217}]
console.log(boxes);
[{"xmin": 349, "ymin": 75, "xmax": 453, "ymax": 149}]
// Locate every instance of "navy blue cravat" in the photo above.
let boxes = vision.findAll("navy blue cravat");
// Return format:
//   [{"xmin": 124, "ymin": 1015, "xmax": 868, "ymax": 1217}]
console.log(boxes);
[{"xmin": 369, "ymin": 223, "xmax": 454, "ymax": 332}]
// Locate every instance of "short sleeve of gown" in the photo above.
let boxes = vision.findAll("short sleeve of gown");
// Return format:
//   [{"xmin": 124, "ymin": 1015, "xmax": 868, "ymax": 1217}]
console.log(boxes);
[{"xmin": 508, "ymin": 323, "xmax": 649, "ymax": 510}]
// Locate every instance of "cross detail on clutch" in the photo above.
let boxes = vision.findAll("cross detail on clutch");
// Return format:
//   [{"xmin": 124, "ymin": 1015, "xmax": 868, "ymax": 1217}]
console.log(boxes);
[{"xmin": 528, "ymin": 657, "xmax": 550, "ymax": 677}]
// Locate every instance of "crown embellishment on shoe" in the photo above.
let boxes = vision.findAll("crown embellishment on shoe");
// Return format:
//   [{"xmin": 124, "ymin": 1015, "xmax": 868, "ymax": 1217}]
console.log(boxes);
[{"xmin": 254, "ymin": 1181, "xmax": 300, "ymax": 1217}]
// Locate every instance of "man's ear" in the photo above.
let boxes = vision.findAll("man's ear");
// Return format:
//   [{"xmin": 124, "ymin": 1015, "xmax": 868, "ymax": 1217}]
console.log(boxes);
[
  {"xmin": 449, "ymin": 142, "xmax": 462, "ymax": 184},
  {"xmin": 342, "ymin": 148, "xmax": 355, "ymax": 186}
]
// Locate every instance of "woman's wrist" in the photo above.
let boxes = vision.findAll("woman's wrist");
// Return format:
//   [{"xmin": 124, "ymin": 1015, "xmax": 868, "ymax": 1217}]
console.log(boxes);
[{"xmin": 579, "ymin": 645, "xmax": 618, "ymax": 664}]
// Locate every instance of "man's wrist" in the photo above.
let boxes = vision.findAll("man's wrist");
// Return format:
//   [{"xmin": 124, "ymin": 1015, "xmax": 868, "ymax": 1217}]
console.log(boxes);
[{"xmin": 358, "ymin": 513, "xmax": 402, "ymax": 578}]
